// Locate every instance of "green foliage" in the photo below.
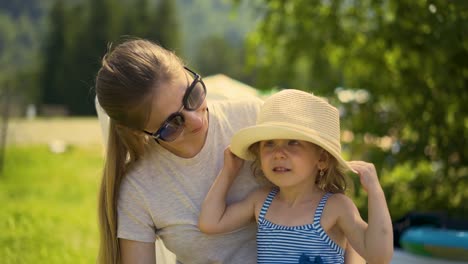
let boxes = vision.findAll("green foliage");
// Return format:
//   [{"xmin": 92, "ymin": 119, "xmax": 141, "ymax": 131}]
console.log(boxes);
[
  {"xmin": 179, "ymin": 0, "xmax": 258, "ymax": 71},
  {"xmin": 195, "ymin": 35, "xmax": 245, "ymax": 79},
  {"xmin": 36, "ymin": 0, "xmax": 188, "ymax": 115},
  {"xmin": 181, "ymin": 0, "xmax": 261, "ymax": 84},
  {"xmin": 0, "ymin": 0, "xmax": 45, "ymax": 19},
  {"xmin": 119, "ymin": 0, "xmax": 152, "ymax": 38},
  {"xmin": 2, "ymin": 0, "xmax": 258, "ymax": 115},
  {"xmin": 153, "ymin": 0, "xmax": 182, "ymax": 53},
  {"xmin": 41, "ymin": 0, "xmax": 66, "ymax": 105},
  {"xmin": 0, "ymin": 144, "xmax": 102, "ymax": 263},
  {"xmin": 0, "ymin": 12, "xmax": 41, "ymax": 101},
  {"xmin": 62, "ymin": 0, "xmax": 113, "ymax": 115},
  {"xmin": 248, "ymin": 0, "xmax": 468, "ymax": 219}
]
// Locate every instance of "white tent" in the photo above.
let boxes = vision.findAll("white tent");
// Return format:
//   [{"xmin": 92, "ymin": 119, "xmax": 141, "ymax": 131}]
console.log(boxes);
[{"xmin": 203, "ymin": 74, "xmax": 259, "ymax": 100}]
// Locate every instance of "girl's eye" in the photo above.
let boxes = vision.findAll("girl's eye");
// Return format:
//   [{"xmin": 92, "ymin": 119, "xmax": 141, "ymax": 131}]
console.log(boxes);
[
  {"xmin": 288, "ymin": 140, "xmax": 300, "ymax": 145},
  {"xmin": 263, "ymin": 140, "xmax": 275, "ymax": 147}
]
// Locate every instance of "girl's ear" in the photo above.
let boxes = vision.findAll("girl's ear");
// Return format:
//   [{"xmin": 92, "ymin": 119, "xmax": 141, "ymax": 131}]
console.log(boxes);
[{"xmin": 317, "ymin": 149, "xmax": 330, "ymax": 170}]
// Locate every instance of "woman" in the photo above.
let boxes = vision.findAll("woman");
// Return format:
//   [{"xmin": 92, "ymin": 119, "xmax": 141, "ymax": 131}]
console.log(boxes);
[{"xmin": 95, "ymin": 39, "xmax": 364, "ymax": 264}]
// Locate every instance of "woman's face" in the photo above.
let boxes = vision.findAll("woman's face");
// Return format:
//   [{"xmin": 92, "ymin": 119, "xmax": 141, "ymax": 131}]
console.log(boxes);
[{"xmin": 145, "ymin": 67, "xmax": 209, "ymax": 158}]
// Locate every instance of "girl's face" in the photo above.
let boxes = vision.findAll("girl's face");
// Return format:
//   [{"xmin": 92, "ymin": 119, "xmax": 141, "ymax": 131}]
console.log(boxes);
[
  {"xmin": 259, "ymin": 139, "xmax": 322, "ymax": 188},
  {"xmin": 145, "ymin": 67, "xmax": 209, "ymax": 158}
]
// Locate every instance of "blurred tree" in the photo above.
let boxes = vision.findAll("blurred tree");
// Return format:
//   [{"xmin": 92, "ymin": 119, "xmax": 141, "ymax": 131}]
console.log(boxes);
[
  {"xmin": 121, "ymin": 0, "xmax": 152, "ymax": 38},
  {"xmin": 38, "ymin": 0, "xmax": 185, "ymax": 115},
  {"xmin": 0, "ymin": 14, "xmax": 17, "ymax": 85},
  {"xmin": 0, "ymin": 0, "xmax": 45, "ymax": 19},
  {"xmin": 153, "ymin": 0, "xmax": 182, "ymax": 53},
  {"xmin": 41, "ymin": 0, "xmax": 115, "ymax": 115},
  {"xmin": 63, "ymin": 0, "xmax": 113, "ymax": 115},
  {"xmin": 195, "ymin": 35, "xmax": 244, "ymax": 79},
  {"xmin": 40, "ymin": 0, "xmax": 66, "ymax": 106},
  {"xmin": 246, "ymin": 0, "xmax": 467, "ymax": 219},
  {"xmin": 0, "ymin": 11, "xmax": 41, "ymax": 105}
]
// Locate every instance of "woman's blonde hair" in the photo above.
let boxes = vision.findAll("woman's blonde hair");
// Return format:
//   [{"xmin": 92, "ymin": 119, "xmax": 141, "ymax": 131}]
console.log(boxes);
[
  {"xmin": 247, "ymin": 142, "xmax": 351, "ymax": 194},
  {"xmin": 95, "ymin": 39, "xmax": 183, "ymax": 264}
]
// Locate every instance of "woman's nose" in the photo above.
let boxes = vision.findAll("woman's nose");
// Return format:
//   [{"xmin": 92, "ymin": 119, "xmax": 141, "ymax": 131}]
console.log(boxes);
[{"xmin": 182, "ymin": 108, "xmax": 203, "ymax": 128}]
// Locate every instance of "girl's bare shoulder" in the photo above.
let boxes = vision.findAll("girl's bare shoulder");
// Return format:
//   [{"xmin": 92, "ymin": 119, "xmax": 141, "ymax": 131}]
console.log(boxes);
[
  {"xmin": 248, "ymin": 186, "xmax": 274, "ymax": 203},
  {"xmin": 326, "ymin": 193, "xmax": 358, "ymax": 216},
  {"xmin": 249, "ymin": 186, "xmax": 274, "ymax": 221}
]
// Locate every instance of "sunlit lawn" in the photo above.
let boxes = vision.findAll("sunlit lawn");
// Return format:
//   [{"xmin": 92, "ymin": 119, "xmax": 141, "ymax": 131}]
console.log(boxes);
[{"xmin": 0, "ymin": 144, "xmax": 104, "ymax": 264}]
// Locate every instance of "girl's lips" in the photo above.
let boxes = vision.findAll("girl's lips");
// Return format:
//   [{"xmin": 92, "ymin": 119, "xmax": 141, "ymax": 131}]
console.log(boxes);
[{"xmin": 273, "ymin": 167, "xmax": 290, "ymax": 172}]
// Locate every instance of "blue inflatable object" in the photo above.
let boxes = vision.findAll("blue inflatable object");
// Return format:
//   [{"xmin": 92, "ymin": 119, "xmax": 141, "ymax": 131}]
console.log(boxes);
[{"xmin": 400, "ymin": 227, "xmax": 468, "ymax": 261}]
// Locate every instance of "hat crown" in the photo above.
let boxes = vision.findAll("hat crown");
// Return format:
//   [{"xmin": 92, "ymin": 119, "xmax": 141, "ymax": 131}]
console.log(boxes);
[{"xmin": 258, "ymin": 89, "xmax": 341, "ymax": 144}]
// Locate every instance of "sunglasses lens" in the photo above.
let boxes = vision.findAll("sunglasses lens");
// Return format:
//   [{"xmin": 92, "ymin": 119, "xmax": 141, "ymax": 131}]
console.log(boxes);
[
  {"xmin": 185, "ymin": 81, "xmax": 206, "ymax": 110},
  {"xmin": 159, "ymin": 114, "xmax": 184, "ymax": 141}
]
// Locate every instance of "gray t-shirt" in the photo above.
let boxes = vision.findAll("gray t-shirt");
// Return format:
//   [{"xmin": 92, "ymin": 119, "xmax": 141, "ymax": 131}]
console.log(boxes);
[{"xmin": 117, "ymin": 98, "xmax": 263, "ymax": 263}]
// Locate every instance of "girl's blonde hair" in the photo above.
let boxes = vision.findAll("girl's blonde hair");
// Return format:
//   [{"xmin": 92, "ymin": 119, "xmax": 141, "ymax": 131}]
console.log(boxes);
[
  {"xmin": 248, "ymin": 142, "xmax": 351, "ymax": 194},
  {"xmin": 95, "ymin": 39, "xmax": 183, "ymax": 264}
]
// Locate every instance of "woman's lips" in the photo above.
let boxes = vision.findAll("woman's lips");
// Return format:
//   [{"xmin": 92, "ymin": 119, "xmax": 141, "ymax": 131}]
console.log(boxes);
[{"xmin": 192, "ymin": 126, "xmax": 202, "ymax": 134}]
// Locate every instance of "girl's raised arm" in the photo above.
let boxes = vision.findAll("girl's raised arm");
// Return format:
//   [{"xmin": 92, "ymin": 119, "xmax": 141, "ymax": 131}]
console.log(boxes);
[
  {"xmin": 339, "ymin": 161, "xmax": 393, "ymax": 264},
  {"xmin": 198, "ymin": 147, "xmax": 257, "ymax": 234}
]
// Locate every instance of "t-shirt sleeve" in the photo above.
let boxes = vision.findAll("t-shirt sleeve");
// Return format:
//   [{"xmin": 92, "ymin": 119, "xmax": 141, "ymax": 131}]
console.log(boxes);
[{"xmin": 117, "ymin": 176, "xmax": 156, "ymax": 243}]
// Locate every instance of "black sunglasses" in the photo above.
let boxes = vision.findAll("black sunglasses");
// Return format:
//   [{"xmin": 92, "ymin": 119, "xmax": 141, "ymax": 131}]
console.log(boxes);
[{"xmin": 143, "ymin": 67, "xmax": 207, "ymax": 142}]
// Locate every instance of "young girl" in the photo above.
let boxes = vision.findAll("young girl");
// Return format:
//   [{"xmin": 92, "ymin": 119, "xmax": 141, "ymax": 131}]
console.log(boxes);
[{"xmin": 199, "ymin": 89, "xmax": 393, "ymax": 264}]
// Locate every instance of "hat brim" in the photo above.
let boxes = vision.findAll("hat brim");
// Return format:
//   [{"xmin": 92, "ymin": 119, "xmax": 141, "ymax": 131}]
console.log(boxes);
[{"xmin": 231, "ymin": 123, "xmax": 353, "ymax": 172}]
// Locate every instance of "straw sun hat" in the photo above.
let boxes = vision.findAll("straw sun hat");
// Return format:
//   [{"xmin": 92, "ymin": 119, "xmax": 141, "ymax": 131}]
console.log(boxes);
[{"xmin": 230, "ymin": 89, "xmax": 353, "ymax": 171}]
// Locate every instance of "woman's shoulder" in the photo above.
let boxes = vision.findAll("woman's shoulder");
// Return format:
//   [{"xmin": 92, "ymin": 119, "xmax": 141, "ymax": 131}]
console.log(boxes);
[
  {"xmin": 121, "ymin": 157, "xmax": 155, "ymax": 187},
  {"xmin": 208, "ymin": 96, "xmax": 263, "ymax": 115},
  {"xmin": 208, "ymin": 97, "xmax": 263, "ymax": 129}
]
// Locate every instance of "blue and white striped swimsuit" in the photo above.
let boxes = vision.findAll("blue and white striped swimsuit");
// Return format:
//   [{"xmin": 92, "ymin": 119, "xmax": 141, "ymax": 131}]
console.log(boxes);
[{"xmin": 257, "ymin": 188, "xmax": 345, "ymax": 264}]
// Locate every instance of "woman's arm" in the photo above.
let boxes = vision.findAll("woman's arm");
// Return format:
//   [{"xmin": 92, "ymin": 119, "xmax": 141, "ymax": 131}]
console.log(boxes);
[
  {"xmin": 120, "ymin": 239, "xmax": 155, "ymax": 264},
  {"xmin": 198, "ymin": 147, "xmax": 256, "ymax": 234},
  {"xmin": 339, "ymin": 161, "xmax": 394, "ymax": 264}
]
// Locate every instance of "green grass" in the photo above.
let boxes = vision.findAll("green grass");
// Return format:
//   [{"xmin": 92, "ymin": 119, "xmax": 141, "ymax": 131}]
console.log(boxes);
[{"xmin": 0, "ymin": 144, "xmax": 104, "ymax": 264}]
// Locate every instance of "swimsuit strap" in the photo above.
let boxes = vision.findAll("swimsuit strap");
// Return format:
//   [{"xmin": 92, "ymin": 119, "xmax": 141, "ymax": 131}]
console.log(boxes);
[
  {"xmin": 313, "ymin": 192, "xmax": 333, "ymax": 225},
  {"xmin": 258, "ymin": 187, "xmax": 279, "ymax": 221}
]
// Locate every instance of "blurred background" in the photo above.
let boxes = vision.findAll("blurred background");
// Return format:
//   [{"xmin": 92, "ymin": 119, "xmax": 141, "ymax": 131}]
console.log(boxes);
[{"xmin": 0, "ymin": 0, "xmax": 466, "ymax": 263}]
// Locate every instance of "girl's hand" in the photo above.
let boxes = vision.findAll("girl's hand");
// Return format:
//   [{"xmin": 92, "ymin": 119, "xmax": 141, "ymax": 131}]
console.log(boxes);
[
  {"xmin": 222, "ymin": 146, "xmax": 244, "ymax": 179},
  {"xmin": 347, "ymin": 161, "xmax": 381, "ymax": 193}
]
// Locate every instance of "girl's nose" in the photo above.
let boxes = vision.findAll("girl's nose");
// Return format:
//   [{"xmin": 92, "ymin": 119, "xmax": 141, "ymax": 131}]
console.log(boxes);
[{"xmin": 273, "ymin": 145, "xmax": 287, "ymax": 159}]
